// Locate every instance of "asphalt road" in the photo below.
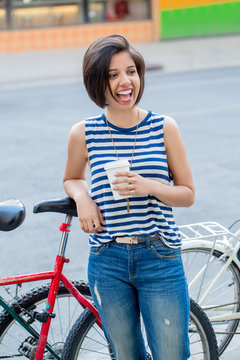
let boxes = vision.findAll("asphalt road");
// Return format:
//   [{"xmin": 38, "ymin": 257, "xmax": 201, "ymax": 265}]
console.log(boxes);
[{"xmin": 0, "ymin": 65, "xmax": 240, "ymax": 358}]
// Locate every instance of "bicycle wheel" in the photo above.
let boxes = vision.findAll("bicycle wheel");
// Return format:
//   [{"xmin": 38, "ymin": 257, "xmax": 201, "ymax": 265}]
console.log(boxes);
[
  {"xmin": 62, "ymin": 298, "xmax": 219, "ymax": 360},
  {"xmin": 182, "ymin": 247, "xmax": 240, "ymax": 355},
  {"xmin": 0, "ymin": 280, "xmax": 91, "ymax": 359}
]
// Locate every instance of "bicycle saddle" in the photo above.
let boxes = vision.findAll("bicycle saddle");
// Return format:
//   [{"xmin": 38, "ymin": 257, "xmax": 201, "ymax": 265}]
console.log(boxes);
[
  {"xmin": 33, "ymin": 197, "xmax": 78, "ymax": 217},
  {"xmin": 0, "ymin": 199, "xmax": 26, "ymax": 231}
]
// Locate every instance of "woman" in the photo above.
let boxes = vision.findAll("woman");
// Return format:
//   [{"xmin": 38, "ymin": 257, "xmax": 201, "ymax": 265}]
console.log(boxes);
[{"xmin": 63, "ymin": 34, "xmax": 195, "ymax": 360}]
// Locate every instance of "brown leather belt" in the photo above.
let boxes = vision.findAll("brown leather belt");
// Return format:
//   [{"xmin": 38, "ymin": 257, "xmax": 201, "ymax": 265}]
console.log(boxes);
[{"xmin": 114, "ymin": 233, "xmax": 159, "ymax": 245}]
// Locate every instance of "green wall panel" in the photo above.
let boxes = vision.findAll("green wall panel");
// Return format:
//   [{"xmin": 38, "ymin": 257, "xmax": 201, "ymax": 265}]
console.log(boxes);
[{"xmin": 161, "ymin": 2, "xmax": 240, "ymax": 39}]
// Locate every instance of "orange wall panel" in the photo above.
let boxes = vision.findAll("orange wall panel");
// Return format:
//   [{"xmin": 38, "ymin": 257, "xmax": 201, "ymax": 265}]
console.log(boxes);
[
  {"xmin": 0, "ymin": 21, "xmax": 153, "ymax": 52},
  {"xmin": 160, "ymin": 0, "xmax": 239, "ymax": 10}
]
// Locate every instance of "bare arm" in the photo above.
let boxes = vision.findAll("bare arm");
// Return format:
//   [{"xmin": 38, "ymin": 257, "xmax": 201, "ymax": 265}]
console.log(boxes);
[
  {"xmin": 150, "ymin": 116, "xmax": 195, "ymax": 206},
  {"xmin": 112, "ymin": 116, "xmax": 195, "ymax": 207},
  {"xmin": 63, "ymin": 121, "xmax": 105, "ymax": 233}
]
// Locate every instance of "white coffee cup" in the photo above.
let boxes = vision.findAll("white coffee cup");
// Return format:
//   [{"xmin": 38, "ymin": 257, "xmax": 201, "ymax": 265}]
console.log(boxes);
[{"xmin": 104, "ymin": 159, "xmax": 130, "ymax": 200}]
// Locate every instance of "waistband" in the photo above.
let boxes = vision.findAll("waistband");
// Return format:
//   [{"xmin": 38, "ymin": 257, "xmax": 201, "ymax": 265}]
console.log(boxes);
[{"xmin": 114, "ymin": 233, "xmax": 159, "ymax": 245}]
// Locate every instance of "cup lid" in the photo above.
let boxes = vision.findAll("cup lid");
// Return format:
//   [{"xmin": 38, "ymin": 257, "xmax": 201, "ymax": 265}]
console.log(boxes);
[{"xmin": 104, "ymin": 159, "xmax": 129, "ymax": 170}]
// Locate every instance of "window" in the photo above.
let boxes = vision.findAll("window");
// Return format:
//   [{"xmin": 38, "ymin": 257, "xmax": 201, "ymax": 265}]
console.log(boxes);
[
  {"xmin": 1, "ymin": 0, "xmax": 151, "ymax": 29},
  {"xmin": 0, "ymin": 0, "xmax": 6, "ymax": 29},
  {"xmin": 89, "ymin": 0, "xmax": 150, "ymax": 23}
]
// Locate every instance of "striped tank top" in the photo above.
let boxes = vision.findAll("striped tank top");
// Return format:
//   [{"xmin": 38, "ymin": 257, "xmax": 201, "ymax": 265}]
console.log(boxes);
[{"xmin": 85, "ymin": 111, "xmax": 181, "ymax": 248}]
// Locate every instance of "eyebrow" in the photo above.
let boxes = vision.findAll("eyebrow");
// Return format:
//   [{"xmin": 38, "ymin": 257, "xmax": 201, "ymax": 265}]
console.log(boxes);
[{"xmin": 108, "ymin": 65, "xmax": 136, "ymax": 72}]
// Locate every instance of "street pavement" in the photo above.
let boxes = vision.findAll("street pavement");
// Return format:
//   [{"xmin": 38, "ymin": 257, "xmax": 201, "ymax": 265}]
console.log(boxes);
[
  {"xmin": 1, "ymin": 34, "xmax": 240, "ymax": 87},
  {"xmin": 0, "ymin": 34, "xmax": 240, "ymax": 358}
]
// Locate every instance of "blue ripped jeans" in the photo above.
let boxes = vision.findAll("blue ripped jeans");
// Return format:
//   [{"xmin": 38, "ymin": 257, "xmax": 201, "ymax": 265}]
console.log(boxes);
[{"xmin": 88, "ymin": 237, "xmax": 190, "ymax": 360}]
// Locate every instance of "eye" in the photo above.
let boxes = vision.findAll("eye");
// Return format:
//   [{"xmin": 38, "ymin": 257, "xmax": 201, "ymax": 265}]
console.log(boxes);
[
  {"xmin": 109, "ymin": 73, "xmax": 117, "ymax": 79},
  {"xmin": 128, "ymin": 69, "xmax": 137, "ymax": 75}
]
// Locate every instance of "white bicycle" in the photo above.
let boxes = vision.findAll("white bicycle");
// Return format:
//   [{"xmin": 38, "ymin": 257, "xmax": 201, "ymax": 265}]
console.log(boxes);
[{"xmin": 180, "ymin": 221, "xmax": 240, "ymax": 356}]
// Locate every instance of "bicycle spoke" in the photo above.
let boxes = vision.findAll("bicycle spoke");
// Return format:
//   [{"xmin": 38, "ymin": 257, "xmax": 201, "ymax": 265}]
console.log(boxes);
[
  {"xmin": 62, "ymin": 300, "xmax": 218, "ymax": 360},
  {"xmin": 182, "ymin": 247, "xmax": 240, "ymax": 355},
  {"xmin": 0, "ymin": 282, "xmax": 88, "ymax": 359}
]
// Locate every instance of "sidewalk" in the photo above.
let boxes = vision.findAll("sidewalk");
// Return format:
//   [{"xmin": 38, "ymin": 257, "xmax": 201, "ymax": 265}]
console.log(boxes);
[{"xmin": 0, "ymin": 34, "xmax": 240, "ymax": 88}]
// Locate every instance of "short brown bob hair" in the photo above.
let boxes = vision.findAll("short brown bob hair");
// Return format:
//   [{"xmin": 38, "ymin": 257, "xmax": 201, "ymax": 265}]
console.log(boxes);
[{"xmin": 83, "ymin": 34, "xmax": 145, "ymax": 108}]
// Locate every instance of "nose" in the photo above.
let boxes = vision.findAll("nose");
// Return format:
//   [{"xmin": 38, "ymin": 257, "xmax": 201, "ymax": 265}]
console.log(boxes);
[{"xmin": 119, "ymin": 72, "xmax": 131, "ymax": 85}]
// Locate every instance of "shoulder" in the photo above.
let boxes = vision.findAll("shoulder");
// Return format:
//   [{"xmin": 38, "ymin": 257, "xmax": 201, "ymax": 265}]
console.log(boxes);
[
  {"xmin": 163, "ymin": 116, "xmax": 183, "ymax": 151},
  {"xmin": 69, "ymin": 113, "xmax": 104, "ymax": 142},
  {"xmin": 149, "ymin": 111, "xmax": 166, "ymax": 122},
  {"xmin": 148, "ymin": 112, "xmax": 175, "ymax": 133},
  {"xmin": 69, "ymin": 120, "xmax": 85, "ymax": 138},
  {"xmin": 164, "ymin": 115, "xmax": 177, "ymax": 127},
  {"xmin": 69, "ymin": 113, "xmax": 102, "ymax": 135},
  {"xmin": 85, "ymin": 114, "xmax": 104, "ymax": 127},
  {"xmin": 67, "ymin": 121, "xmax": 87, "ymax": 150},
  {"xmin": 70, "ymin": 114, "xmax": 103, "ymax": 133},
  {"xmin": 163, "ymin": 115, "xmax": 179, "ymax": 131}
]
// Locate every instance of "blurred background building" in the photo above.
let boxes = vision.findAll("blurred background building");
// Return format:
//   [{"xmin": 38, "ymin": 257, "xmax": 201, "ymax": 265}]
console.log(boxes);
[{"xmin": 0, "ymin": 0, "xmax": 240, "ymax": 51}]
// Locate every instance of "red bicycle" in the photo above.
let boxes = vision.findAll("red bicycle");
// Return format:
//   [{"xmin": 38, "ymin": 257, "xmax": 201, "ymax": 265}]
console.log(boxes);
[
  {"xmin": 0, "ymin": 197, "xmax": 101, "ymax": 359},
  {"xmin": 0, "ymin": 197, "xmax": 218, "ymax": 359}
]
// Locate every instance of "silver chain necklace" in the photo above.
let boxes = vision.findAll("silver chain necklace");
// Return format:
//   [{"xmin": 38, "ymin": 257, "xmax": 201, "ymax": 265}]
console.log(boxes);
[{"xmin": 105, "ymin": 111, "xmax": 139, "ymax": 212}]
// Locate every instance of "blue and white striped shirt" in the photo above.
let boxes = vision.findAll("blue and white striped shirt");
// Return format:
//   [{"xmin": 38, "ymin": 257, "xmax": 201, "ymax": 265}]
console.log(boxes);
[{"xmin": 85, "ymin": 111, "xmax": 181, "ymax": 248}]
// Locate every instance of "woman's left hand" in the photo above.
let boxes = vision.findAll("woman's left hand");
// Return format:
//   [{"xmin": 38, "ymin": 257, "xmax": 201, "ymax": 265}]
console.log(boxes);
[{"xmin": 112, "ymin": 171, "xmax": 150, "ymax": 197}]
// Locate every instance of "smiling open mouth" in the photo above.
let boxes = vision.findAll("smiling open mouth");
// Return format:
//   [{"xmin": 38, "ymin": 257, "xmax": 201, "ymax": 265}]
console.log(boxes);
[{"xmin": 116, "ymin": 89, "xmax": 133, "ymax": 103}]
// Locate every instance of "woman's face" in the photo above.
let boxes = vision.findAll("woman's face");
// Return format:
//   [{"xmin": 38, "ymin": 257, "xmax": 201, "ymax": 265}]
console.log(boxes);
[{"xmin": 105, "ymin": 51, "xmax": 140, "ymax": 110}]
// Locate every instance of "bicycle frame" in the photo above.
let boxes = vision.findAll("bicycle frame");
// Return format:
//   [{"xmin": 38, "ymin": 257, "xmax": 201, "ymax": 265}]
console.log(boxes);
[
  {"xmin": 0, "ymin": 214, "xmax": 101, "ymax": 360},
  {"xmin": 181, "ymin": 224, "xmax": 240, "ymax": 324}
]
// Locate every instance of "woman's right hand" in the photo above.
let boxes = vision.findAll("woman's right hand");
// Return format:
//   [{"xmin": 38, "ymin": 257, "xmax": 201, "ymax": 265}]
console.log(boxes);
[{"xmin": 74, "ymin": 193, "xmax": 106, "ymax": 234}]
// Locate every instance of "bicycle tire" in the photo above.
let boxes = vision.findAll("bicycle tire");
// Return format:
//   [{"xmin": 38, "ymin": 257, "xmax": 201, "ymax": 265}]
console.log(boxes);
[
  {"xmin": 0, "ymin": 280, "xmax": 91, "ymax": 359},
  {"xmin": 182, "ymin": 247, "xmax": 240, "ymax": 355},
  {"xmin": 62, "ymin": 298, "xmax": 219, "ymax": 360}
]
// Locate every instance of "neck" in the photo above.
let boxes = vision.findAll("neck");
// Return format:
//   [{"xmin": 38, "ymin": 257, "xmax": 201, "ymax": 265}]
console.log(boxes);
[{"xmin": 105, "ymin": 107, "xmax": 140, "ymax": 128}]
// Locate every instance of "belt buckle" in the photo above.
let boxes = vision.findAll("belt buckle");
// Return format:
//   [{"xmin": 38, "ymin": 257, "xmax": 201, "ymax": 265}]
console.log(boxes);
[
  {"xmin": 115, "ymin": 236, "xmax": 138, "ymax": 244},
  {"xmin": 128, "ymin": 236, "xmax": 138, "ymax": 244}
]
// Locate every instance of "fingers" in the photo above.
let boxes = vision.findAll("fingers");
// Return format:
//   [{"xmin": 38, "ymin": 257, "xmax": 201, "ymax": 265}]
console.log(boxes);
[
  {"xmin": 79, "ymin": 217, "xmax": 103, "ymax": 233},
  {"xmin": 112, "ymin": 172, "xmax": 135, "ymax": 194},
  {"xmin": 112, "ymin": 172, "xmax": 135, "ymax": 186},
  {"xmin": 114, "ymin": 171, "xmax": 133, "ymax": 178},
  {"xmin": 112, "ymin": 172, "xmax": 147, "ymax": 196},
  {"xmin": 112, "ymin": 184, "xmax": 135, "ymax": 197},
  {"xmin": 78, "ymin": 207, "xmax": 105, "ymax": 234},
  {"xmin": 97, "ymin": 206, "xmax": 106, "ymax": 226}
]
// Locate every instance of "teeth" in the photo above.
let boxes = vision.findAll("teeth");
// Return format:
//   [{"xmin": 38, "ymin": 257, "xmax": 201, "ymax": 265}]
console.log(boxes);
[{"xmin": 117, "ymin": 90, "xmax": 132, "ymax": 95}]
